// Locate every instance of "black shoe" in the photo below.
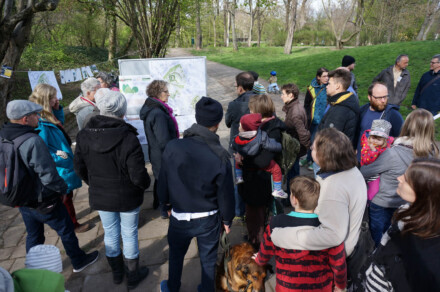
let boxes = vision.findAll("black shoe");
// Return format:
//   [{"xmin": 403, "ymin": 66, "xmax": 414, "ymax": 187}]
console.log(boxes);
[
  {"xmin": 125, "ymin": 257, "xmax": 149, "ymax": 290},
  {"xmin": 73, "ymin": 251, "xmax": 99, "ymax": 273},
  {"xmin": 106, "ymin": 254, "xmax": 124, "ymax": 284}
]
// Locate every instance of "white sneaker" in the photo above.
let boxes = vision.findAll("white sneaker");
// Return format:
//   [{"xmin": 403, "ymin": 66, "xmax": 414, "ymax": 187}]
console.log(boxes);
[
  {"xmin": 272, "ymin": 189, "xmax": 288, "ymax": 199},
  {"xmin": 236, "ymin": 177, "xmax": 244, "ymax": 184}
]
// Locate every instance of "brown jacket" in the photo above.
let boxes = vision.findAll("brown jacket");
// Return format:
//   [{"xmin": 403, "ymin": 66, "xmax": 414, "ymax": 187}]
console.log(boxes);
[{"xmin": 282, "ymin": 98, "xmax": 310, "ymax": 157}]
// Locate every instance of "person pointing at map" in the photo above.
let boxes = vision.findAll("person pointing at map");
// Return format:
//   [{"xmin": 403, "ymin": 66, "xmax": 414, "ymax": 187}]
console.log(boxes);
[{"xmin": 140, "ymin": 80, "xmax": 180, "ymax": 219}]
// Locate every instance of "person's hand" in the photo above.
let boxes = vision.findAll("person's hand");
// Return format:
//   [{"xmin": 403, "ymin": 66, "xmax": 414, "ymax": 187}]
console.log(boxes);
[
  {"xmin": 251, "ymin": 252, "xmax": 258, "ymax": 260},
  {"xmin": 411, "ymin": 105, "xmax": 417, "ymax": 110},
  {"xmin": 368, "ymin": 142, "xmax": 376, "ymax": 152},
  {"xmin": 334, "ymin": 287, "xmax": 347, "ymax": 292},
  {"xmin": 234, "ymin": 153, "xmax": 243, "ymax": 165},
  {"xmin": 223, "ymin": 224, "xmax": 231, "ymax": 234},
  {"xmin": 56, "ymin": 150, "xmax": 68, "ymax": 159}
]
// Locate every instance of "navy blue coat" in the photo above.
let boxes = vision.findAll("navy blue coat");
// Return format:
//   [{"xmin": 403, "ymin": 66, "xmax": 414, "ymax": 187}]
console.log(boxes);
[
  {"xmin": 412, "ymin": 70, "xmax": 440, "ymax": 115},
  {"xmin": 225, "ymin": 91, "xmax": 254, "ymax": 152}
]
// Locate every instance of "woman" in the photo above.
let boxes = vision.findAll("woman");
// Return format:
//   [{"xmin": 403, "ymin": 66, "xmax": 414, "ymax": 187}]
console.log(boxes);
[
  {"xmin": 281, "ymin": 83, "xmax": 310, "ymax": 194},
  {"xmin": 365, "ymin": 158, "xmax": 440, "ymax": 291},
  {"xmin": 237, "ymin": 94, "xmax": 285, "ymax": 248},
  {"xmin": 74, "ymin": 90, "xmax": 151, "ymax": 289},
  {"xmin": 29, "ymin": 84, "xmax": 89, "ymax": 233},
  {"xmin": 140, "ymin": 80, "xmax": 179, "ymax": 218},
  {"xmin": 96, "ymin": 72, "xmax": 119, "ymax": 91},
  {"xmin": 301, "ymin": 67, "xmax": 329, "ymax": 170},
  {"xmin": 361, "ymin": 109, "xmax": 439, "ymax": 246}
]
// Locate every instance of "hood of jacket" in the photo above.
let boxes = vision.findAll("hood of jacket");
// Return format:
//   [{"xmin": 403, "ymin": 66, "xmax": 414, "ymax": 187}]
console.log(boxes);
[
  {"xmin": 0, "ymin": 122, "xmax": 38, "ymax": 140},
  {"xmin": 328, "ymin": 91, "xmax": 360, "ymax": 115},
  {"xmin": 68, "ymin": 96, "xmax": 95, "ymax": 114},
  {"xmin": 184, "ymin": 123, "xmax": 230, "ymax": 163},
  {"xmin": 81, "ymin": 115, "xmax": 138, "ymax": 153},
  {"xmin": 310, "ymin": 77, "xmax": 326, "ymax": 89},
  {"xmin": 139, "ymin": 97, "xmax": 168, "ymax": 121}
]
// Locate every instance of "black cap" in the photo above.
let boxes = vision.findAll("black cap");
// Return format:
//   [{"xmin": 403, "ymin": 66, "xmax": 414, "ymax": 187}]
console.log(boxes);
[{"xmin": 195, "ymin": 96, "xmax": 223, "ymax": 127}]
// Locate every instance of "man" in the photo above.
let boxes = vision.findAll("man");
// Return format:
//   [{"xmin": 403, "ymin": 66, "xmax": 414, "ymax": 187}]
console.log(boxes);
[
  {"xmin": 318, "ymin": 69, "xmax": 360, "ymax": 148},
  {"xmin": 159, "ymin": 97, "xmax": 235, "ymax": 292},
  {"xmin": 225, "ymin": 71, "xmax": 254, "ymax": 221},
  {"xmin": 373, "ymin": 54, "xmax": 410, "ymax": 106},
  {"xmin": 0, "ymin": 100, "xmax": 98, "ymax": 272},
  {"xmin": 225, "ymin": 71, "xmax": 255, "ymax": 152},
  {"xmin": 342, "ymin": 55, "xmax": 358, "ymax": 94},
  {"xmin": 412, "ymin": 54, "xmax": 440, "ymax": 115},
  {"xmin": 69, "ymin": 77, "xmax": 101, "ymax": 130},
  {"xmin": 356, "ymin": 82, "xmax": 404, "ymax": 160}
]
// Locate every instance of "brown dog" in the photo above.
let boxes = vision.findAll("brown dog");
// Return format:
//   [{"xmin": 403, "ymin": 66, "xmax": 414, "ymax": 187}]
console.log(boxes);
[{"xmin": 216, "ymin": 242, "xmax": 268, "ymax": 292}]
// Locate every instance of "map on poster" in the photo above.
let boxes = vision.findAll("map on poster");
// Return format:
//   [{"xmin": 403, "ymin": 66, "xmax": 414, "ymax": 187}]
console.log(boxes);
[
  {"xmin": 118, "ymin": 57, "xmax": 207, "ymax": 144},
  {"xmin": 28, "ymin": 71, "xmax": 63, "ymax": 100}
]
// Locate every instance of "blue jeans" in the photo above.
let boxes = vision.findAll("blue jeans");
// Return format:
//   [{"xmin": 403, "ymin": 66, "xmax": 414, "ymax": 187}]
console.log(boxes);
[
  {"xmin": 98, "ymin": 207, "xmax": 140, "ymax": 259},
  {"xmin": 369, "ymin": 202, "xmax": 397, "ymax": 246},
  {"xmin": 167, "ymin": 213, "xmax": 221, "ymax": 292},
  {"xmin": 268, "ymin": 83, "xmax": 279, "ymax": 92},
  {"xmin": 19, "ymin": 201, "xmax": 86, "ymax": 269},
  {"xmin": 233, "ymin": 158, "xmax": 245, "ymax": 217}
]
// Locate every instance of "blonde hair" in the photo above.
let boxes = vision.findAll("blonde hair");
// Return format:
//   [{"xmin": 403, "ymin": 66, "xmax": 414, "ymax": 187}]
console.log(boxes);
[
  {"xmin": 248, "ymin": 94, "xmax": 275, "ymax": 118},
  {"xmin": 400, "ymin": 109, "xmax": 439, "ymax": 158},
  {"xmin": 28, "ymin": 84, "xmax": 59, "ymax": 124}
]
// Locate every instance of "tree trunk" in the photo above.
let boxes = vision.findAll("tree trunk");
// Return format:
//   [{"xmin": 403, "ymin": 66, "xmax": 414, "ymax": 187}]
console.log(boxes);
[
  {"xmin": 248, "ymin": 0, "xmax": 254, "ymax": 47},
  {"xmin": 231, "ymin": 0, "xmax": 238, "ymax": 51},
  {"xmin": 108, "ymin": 13, "xmax": 117, "ymax": 61},
  {"xmin": 196, "ymin": 0, "xmax": 202, "ymax": 50},
  {"xmin": 297, "ymin": 0, "xmax": 308, "ymax": 30},
  {"xmin": 213, "ymin": 0, "xmax": 218, "ymax": 47},
  {"xmin": 257, "ymin": 4, "xmax": 262, "ymax": 47},
  {"xmin": 227, "ymin": 8, "xmax": 231, "ymax": 47},
  {"xmin": 284, "ymin": 0, "xmax": 297, "ymax": 54},
  {"xmin": 417, "ymin": 0, "xmax": 440, "ymax": 40},
  {"xmin": 223, "ymin": 1, "xmax": 228, "ymax": 46},
  {"xmin": 283, "ymin": 0, "xmax": 292, "ymax": 31},
  {"xmin": 176, "ymin": 3, "xmax": 181, "ymax": 47}
]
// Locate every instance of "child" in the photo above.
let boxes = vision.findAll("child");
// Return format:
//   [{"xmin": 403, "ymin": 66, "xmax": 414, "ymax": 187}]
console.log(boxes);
[
  {"xmin": 254, "ymin": 176, "xmax": 347, "ymax": 292},
  {"xmin": 232, "ymin": 113, "xmax": 287, "ymax": 199},
  {"xmin": 360, "ymin": 119, "xmax": 394, "ymax": 201},
  {"xmin": 267, "ymin": 71, "xmax": 280, "ymax": 93}
]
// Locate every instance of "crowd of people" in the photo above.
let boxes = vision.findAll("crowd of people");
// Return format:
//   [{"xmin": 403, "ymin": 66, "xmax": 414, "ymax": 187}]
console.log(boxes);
[{"xmin": 0, "ymin": 54, "xmax": 439, "ymax": 292}]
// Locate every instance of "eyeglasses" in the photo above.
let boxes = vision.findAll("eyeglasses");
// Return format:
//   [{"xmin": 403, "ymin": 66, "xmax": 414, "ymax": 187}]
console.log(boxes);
[
  {"xmin": 431, "ymin": 61, "xmax": 440, "ymax": 64},
  {"xmin": 371, "ymin": 95, "xmax": 389, "ymax": 100}
]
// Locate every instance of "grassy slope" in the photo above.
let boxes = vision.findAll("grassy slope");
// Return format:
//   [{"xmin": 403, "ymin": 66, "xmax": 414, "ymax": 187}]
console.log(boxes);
[{"xmin": 192, "ymin": 41, "xmax": 439, "ymax": 120}]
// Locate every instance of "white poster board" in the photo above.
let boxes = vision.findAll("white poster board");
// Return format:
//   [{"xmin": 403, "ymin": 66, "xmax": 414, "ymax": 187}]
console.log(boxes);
[
  {"xmin": 28, "ymin": 71, "xmax": 63, "ymax": 100},
  {"xmin": 119, "ymin": 75, "xmax": 152, "ymax": 145},
  {"xmin": 118, "ymin": 57, "xmax": 207, "ymax": 138}
]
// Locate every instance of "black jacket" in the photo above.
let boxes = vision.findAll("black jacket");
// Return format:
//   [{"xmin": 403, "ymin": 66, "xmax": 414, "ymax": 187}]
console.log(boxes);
[
  {"xmin": 139, "ymin": 98, "xmax": 178, "ymax": 179},
  {"xmin": 225, "ymin": 91, "xmax": 254, "ymax": 152},
  {"xmin": 318, "ymin": 91, "xmax": 360, "ymax": 148},
  {"xmin": 157, "ymin": 123, "xmax": 235, "ymax": 225},
  {"xmin": 238, "ymin": 117, "xmax": 285, "ymax": 206},
  {"xmin": 74, "ymin": 115, "xmax": 151, "ymax": 212}
]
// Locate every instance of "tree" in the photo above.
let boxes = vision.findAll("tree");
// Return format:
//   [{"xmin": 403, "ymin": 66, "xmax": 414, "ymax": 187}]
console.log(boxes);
[
  {"xmin": 115, "ymin": 0, "xmax": 179, "ymax": 58},
  {"xmin": 284, "ymin": 0, "xmax": 297, "ymax": 54},
  {"xmin": 417, "ymin": 0, "xmax": 440, "ymax": 40},
  {"xmin": 1, "ymin": 0, "xmax": 60, "ymax": 123},
  {"xmin": 230, "ymin": 0, "xmax": 238, "ymax": 50},
  {"xmin": 322, "ymin": 0, "xmax": 359, "ymax": 49},
  {"xmin": 195, "ymin": 0, "xmax": 202, "ymax": 49}
]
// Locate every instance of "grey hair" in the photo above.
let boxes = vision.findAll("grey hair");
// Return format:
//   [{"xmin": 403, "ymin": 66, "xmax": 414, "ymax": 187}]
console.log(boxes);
[
  {"xmin": 395, "ymin": 54, "xmax": 408, "ymax": 64},
  {"xmin": 81, "ymin": 78, "xmax": 100, "ymax": 96},
  {"xmin": 96, "ymin": 72, "xmax": 114, "ymax": 86},
  {"xmin": 432, "ymin": 54, "xmax": 440, "ymax": 61}
]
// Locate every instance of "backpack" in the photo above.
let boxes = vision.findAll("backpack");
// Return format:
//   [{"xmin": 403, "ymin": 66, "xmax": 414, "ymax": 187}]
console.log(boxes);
[
  {"xmin": 275, "ymin": 131, "xmax": 300, "ymax": 180},
  {"xmin": 0, "ymin": 133, "xmax": 36, "ymax": 207}
]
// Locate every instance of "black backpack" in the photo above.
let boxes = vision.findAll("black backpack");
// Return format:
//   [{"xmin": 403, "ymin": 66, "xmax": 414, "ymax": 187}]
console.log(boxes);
[{"xmin": 0, "ymin": 133, "xmax": 37, "ymax": 207}]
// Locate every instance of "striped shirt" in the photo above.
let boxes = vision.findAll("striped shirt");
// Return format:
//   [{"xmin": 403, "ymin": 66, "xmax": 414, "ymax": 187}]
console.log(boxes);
[{"xmin": 255, "ymin": 212, "xmax": 347, "ymax": 291}]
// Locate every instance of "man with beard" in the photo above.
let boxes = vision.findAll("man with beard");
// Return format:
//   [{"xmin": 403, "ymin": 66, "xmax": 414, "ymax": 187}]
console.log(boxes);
[{"xmin": 356, "ymin": 82, "xmax": 404, "ymax": 161}]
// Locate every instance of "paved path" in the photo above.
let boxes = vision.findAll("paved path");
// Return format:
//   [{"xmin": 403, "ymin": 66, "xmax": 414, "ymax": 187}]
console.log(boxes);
[{"xmin": 0, "ymin": 48, "xmax": 311, "ymax": 291}]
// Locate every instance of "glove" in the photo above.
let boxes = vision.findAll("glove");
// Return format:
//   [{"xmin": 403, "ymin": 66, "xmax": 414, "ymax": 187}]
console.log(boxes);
[{"xmin": 56, "ymin": 150, "xmax": 68, "ymax": 159}]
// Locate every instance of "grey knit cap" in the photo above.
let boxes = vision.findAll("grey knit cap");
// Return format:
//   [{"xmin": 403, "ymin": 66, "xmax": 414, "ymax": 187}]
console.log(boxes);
[
  {"xmin": 6, "ymin": 100, "xmax": 42, "ymax": 120},
  {"xmin": 370, "ymin": 119, "xmax": 392, "ymax": 139},
  {"xmin": 96, "ymin": 90, "xmax": 127, "ymax": 117}
]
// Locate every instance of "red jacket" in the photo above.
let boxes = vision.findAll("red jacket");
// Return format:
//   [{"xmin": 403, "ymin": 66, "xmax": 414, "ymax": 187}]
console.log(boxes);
[{"xmin": 360, "ymin": 130, "xmax": 394, "ymax": 166}]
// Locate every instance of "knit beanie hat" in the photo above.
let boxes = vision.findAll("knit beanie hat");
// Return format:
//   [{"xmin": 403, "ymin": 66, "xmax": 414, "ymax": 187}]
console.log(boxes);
[
  {"xmin": 96, "ymin": 90, "xmax": 127, "ymax": 117},
  {"xmin": 252, "ymin": 83, "xmax": 266, "ymax": 95},
  {"xmin": 25, "ymin": 245, "xmax": 63, "ymax": 273},
  {"xmin": 342, "ymin": 55, "xmax": 356, "ymax": 67},
  {"xmin": 370, "ymin": 119, "xmax": 392, "ymax": 139},
  {"xmin": 195, "ymin": 96, "xmax": 223, "ymax": 127},
  {"xmin": 240, "ymin": 113, "xmax": 262, "ymax": 131}
]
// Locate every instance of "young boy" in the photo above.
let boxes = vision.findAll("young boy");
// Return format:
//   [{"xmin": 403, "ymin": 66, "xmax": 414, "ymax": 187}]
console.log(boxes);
[
  {"xmin": 232, "ymin": 113, "xmax": 287, "ymax": 199},
  {"xmin": 254, "ymin": 176, "xmax": 347, "ymax": 292},
  {"xmin": 267, "ymin": 71, "xmax": 280, "ymax": 93}
]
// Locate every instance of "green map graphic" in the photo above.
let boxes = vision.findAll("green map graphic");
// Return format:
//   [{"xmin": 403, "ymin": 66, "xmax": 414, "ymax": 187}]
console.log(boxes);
[{"xmin": 122, "ymin": 84, "xmax": 139, "ymax": 94}]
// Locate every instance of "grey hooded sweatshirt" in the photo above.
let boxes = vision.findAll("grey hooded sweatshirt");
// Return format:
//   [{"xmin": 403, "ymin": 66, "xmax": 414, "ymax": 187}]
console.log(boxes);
[
  {"xmin": 68, "ymin": 96, "xmax": 96, "ymax": 130},
  {"xmin": 361, "ymin": 137, "xmax": 414, "ymax": 208}
]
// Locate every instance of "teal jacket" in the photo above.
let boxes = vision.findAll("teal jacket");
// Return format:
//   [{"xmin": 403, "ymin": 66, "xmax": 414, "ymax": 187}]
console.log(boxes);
[{"xmin": 36, "ymin": 119, "xmax": 82, "ymax": 193}]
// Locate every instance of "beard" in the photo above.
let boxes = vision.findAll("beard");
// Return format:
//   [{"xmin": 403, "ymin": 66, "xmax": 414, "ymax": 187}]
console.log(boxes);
[{"xmin": 370, "ymin": 100, "xmax": 387, "ymax": 112}]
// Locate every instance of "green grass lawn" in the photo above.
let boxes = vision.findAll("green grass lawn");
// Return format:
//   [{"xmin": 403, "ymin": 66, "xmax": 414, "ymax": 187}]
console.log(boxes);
[{"xmin": 192, "ymin": 41, "xmax": 439, "ymax": 120}]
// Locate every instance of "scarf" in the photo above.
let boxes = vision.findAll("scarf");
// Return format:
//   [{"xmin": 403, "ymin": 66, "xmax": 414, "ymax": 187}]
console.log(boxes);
[{"xmin": 153, "ymin": 98, "xmax": 179, "ymax": 137}]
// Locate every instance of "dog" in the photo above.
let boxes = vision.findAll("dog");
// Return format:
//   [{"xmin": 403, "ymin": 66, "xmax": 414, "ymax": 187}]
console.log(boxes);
[{"xmin": 216, "ymin": 242, "xmax": 269, "ymax": 292}]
